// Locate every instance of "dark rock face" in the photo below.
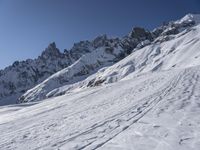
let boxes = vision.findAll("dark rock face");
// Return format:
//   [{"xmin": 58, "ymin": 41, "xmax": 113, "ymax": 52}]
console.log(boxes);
[
  {"xmin": 68, "ymin": 40, "xmax": 93, "ymax": 60},
  {"xmin": 129, "ymin": 27, "xmax": 153, "ymax": 41},
  {"xmin": 87, "ymin": 79, "xmax": 106, "ymax": 87},
  {"xmin": 152, "ymin": 19, "xmax": 196, "ymax": 38},
  {"xmin": 119, "ymin": 27, "xmax": 154, "ymax": 56},
  {"xmin": 40, "ymin": 42, "xmax": 62, "ymax": 59}
]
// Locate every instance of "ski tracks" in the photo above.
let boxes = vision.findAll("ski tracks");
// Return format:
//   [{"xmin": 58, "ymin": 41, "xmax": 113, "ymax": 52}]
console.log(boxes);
[{"xmin": 58, "ymin": 70, "xmax": 185, "ymax": 150}]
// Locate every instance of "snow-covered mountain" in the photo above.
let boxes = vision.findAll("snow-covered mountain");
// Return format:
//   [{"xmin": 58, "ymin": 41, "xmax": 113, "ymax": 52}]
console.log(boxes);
[
  {"xmin": 0, "ymin": 27, "xmax": 153, "ymax": 105},
  {"xmin": 1, "ymin": 14, "xmax": 200, "ymax": 150},
  {"xmin": 18, "ymin": 14, "xmax": 200, "ymax": 103},
  {"xmin": 0, "ymin": 35, "xmax": 146, "ymax": 105}
]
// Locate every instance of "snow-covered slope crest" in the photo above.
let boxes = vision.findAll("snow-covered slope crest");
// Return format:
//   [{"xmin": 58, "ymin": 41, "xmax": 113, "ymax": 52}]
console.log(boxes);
[
  {"xmin": 19, "ymin": 14, "xmax": 200, "ymax": 102},
  {"xmin": 176, "ymin": 13, "xmax": 200, "ymax": 24}
]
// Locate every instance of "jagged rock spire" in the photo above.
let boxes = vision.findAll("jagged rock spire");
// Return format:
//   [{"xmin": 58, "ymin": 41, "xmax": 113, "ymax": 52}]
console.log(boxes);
[
  {"xmin": 129, "ymin": 27, "xmax": 152, "ymax": 41},
  {"xmin": 41, "ymin": 42, "xmax": 61, "ymax": 59}
]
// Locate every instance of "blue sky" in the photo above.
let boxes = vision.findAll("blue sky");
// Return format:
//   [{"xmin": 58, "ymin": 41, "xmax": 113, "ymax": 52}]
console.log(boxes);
[{"xmin": 0, "ymin": 0, "xmax": 200, "ymax": 69}]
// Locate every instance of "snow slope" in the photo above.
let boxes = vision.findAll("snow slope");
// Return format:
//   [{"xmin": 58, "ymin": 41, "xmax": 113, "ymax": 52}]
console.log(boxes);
[
  {"xmin": 101, "ymin": 67, "xmax": 200, "ymax": 150},
  {"xmin": 0, "ymin": 66, "xmax": 200, "ymax": 150}
]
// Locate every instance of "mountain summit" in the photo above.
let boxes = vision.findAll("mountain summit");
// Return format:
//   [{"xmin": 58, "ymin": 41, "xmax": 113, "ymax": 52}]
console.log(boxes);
[{"xmin": 40, "ymin": 42, "xmax": 62, "ymax": 59}]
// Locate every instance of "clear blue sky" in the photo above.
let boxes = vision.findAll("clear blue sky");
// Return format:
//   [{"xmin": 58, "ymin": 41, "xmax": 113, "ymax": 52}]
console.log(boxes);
[{"xmin": 0, "ymin": 0, "xmax": 200, "ymax": 69}]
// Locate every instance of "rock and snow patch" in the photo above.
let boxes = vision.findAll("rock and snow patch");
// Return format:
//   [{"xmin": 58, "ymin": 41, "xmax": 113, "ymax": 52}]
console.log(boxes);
[{"xmin": 176, "ymin": 13, "xmax": 200, "ymax": 25}]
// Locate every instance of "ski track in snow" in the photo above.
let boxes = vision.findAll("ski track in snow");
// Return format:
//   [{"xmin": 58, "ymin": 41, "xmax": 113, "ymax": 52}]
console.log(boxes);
[
  {"xmin": 59, "ymin": 70, "xmax": 183, "ymax": 150},
  {"xmin": 101, "ymin": 68, "xmax": 200, "ymax": 150}
]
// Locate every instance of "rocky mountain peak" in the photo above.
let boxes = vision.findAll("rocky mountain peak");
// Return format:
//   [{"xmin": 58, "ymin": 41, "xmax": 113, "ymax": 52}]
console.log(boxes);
[
  {"xmin": 40, "ymin": 42, "xmax": 61, "ymax": 59},
  {"xmin": 48, "ymin": 42, "xmax": 57, "ymax": 49},
  {"xmin": 92, "ymin": 34, "xmax": 109, "ymax": 48},
  {"xmin": 129, "ymin": 27, "xmax": 152, "ymax": 41}
]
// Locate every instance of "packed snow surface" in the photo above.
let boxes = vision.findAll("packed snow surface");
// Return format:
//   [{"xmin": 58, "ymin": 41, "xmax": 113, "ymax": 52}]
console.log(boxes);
[{"xmin": 1, "ymin": 66, "xmax": 200, "ymax": 150}]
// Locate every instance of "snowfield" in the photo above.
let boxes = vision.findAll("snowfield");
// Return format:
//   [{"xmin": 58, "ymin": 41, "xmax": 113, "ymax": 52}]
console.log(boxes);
[{"xmin": 1, "ymin": 66, "xmax": 200, "ymax": 150}]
